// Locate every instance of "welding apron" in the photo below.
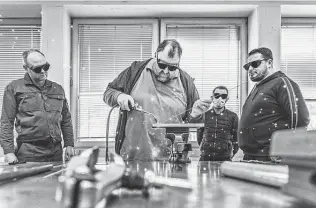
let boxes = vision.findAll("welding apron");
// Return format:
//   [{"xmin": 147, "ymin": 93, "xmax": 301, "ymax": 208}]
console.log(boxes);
[{"xmin": 121, "ymin": 68, "xmax": 187, "ymax": 161}]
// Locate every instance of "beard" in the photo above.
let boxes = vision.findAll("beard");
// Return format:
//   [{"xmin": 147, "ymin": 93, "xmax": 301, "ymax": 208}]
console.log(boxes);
[
  {"xmin": 249, "ymin": 67, "xmax": 268, "ymax": 82},
  {"xmin": 155, "ymin": 71, "xmax": 171, "ymax": 83},
  {"xmin": 153, "ymin": 63, "xmax": 171, "ymax": 83}
]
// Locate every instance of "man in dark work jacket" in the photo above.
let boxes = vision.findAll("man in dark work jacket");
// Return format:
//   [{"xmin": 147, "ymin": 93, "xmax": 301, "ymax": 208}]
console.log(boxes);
[
  {"xmin": 0, "ymin": 49, "xmax": 74, "ymax": 164},
  {"xmin": 238, "ymin": 47, "xmax": 310, "ymax": 161},
  {"xmin": 198, "ymin": 86, "xmax": 239, "ymax": 161}
]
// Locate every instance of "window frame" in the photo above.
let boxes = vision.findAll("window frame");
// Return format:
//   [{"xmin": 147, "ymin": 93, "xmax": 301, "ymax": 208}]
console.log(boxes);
[
  {"xmin": 281, "ymin": 18, "xmax": 316, "ymax": 101},
  {"xmin": 160, "ymin": 18, "xmax": 248, "ymax": 115},
  {"xmin": 71, "ymin": 19, "xmax": 159, "ymax": 147},
  {"xmin": 0, "ymin": 18, "xmax": 41, "ymax": 115},
  {"xmin": 281, "ymin": 18, "xmax": 316, "ymax": 130}
]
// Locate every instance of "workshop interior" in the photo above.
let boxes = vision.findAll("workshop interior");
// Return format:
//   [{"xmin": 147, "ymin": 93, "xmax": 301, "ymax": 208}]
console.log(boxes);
[{"xmin": 0, "ymin": 1, "xmax": 316, "ymax": 208}]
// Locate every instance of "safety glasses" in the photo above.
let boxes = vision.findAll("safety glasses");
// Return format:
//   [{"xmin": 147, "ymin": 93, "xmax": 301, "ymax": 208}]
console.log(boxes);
[
  {"xmin": 243, "ymin": 59, "xmax": 267, "ymax": 71},
  {"xmin": 157, "ymin": 58, "xmax": 179, "ymax": 71},
  {"xmin": 213, "ymin": 93, "xmax": 228, "ymax": 99},
  {"xmin": 29, "ymin": 62, "xmax": 50, "ymax": 73}
]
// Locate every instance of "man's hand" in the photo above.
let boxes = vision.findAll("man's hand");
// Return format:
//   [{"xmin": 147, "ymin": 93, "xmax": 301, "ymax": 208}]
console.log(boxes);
[
  {"xmin": 117, "ymin": 94, "xmax": 135, "ymax": 111},
  {"xmin": 64, "ymin": 146, "xmax": 75, "ymax": 161},
  {"xmin": 191, "ymin": 98, "xmax": 213, "ymax": 118},
  {"xmin": 5, "ymin": 153, "xmax": 18, "ymax": 164}
]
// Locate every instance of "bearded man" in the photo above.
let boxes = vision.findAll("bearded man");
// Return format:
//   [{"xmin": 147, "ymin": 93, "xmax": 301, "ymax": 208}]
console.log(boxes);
[
  {"xmin": 104, "ymin": 39, "xmax": 212, "ymax": 161},
  {"xmin": 238, "ymin": 47, "xmax": 309, "ymax": 161}
]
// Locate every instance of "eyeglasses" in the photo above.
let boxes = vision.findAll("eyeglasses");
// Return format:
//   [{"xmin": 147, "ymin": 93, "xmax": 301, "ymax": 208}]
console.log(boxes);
[
  {"xmin": 243, "ymin": 59, "xmax": 267, "ymax": 71},
  {"xmin": 29, "ymin": 62, "xmax": 50, "ymax": 73},
  {"xmin": 157, "ymin": 58, "xmax": 179, "ymax": 71},
  {"xmin": 213, "ymin": 93, "xmax": 228, "ymax": 99}
]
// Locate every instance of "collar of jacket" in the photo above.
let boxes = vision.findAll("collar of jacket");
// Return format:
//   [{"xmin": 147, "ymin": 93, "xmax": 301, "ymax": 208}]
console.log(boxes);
[
  {"xmin": 256, "ymin": 71, "xmax": 285, "ymax": 87},
  {"xmin": 24, "ymin": 72, "xmax": 53, "ymax": 87},
  {"xmin": 208, "ymin": 107, "xmax": 227, "ymax": 115}
]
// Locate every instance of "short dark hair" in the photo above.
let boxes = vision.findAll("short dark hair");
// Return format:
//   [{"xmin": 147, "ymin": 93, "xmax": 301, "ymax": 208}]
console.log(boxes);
[
  {"xmin": 213, "ymin": 85, "xmax": 229, "ymax": 95},
  {"xmin": 22, "ymin": 49, "xmax": 45, "ymax": 66},
  {"xmin": 248, "ymin": 47, "xmax": 273, "ymax": 60},
  {"xmin": 156, "ymin": 39, "xmax": 182, "ymax": 58}
]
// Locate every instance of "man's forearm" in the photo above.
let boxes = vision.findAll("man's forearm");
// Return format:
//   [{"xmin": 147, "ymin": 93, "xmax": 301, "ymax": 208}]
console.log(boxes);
[
  {"xmin": 185, "ymin": 112, "xmax": 203, "ymax": 123},
  {"xmin": 0, "ymin": 122, "xmax": 15, "ymax": 154},
  {"xmin": 61, "ymin": 120, "xmax": 74, "ymax": 147},
  {"xmin": 62, "ymin": 125, "xmax": 74, "ymax": 147},
  {"xmin": 103, "ymin": 87, "xmax": 123, "ymax": 107}
]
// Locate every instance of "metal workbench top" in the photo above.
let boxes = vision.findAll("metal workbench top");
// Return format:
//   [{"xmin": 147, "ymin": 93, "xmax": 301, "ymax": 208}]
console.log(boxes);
[{"xmin": 0, "ymin": 160, "xmax": 313, "ymax": 208}]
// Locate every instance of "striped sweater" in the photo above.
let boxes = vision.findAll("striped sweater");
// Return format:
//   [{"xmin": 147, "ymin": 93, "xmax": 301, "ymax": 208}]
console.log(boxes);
[{"xmin": 238, "ymin": 71, "xmax": 310, "ymax": 156}]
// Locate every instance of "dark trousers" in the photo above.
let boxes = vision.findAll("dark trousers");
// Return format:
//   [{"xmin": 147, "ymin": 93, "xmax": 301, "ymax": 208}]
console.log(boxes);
[
  {"xmin": 16, "ymin": 141, "xmax": 63, "ymax": 162},
  {"xmin": 243, "ymin": 154, "xmax": 271, "ymax": 161}
]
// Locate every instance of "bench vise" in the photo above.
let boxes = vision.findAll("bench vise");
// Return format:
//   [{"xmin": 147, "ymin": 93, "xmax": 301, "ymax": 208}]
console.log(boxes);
[{"xmin": 152, "ymin": 123, "xmax": 204, "ymax": 163}]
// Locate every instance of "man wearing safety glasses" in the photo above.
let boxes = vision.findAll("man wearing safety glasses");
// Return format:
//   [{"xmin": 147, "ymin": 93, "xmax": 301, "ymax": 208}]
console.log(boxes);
[
  {"xmin": 198, "ymin": 86, "xmax": 239, "ymax": 161},
  {"xmin": 104, "ymin": 39, "xmax": 212, "ymax": 161},
  {"xmin": 238, "ymin": 47, "xmax": 310, "ymax": 161},
  {"xmin": 0, "ymin": 49, "xmax": 74, "ymax": 164}
]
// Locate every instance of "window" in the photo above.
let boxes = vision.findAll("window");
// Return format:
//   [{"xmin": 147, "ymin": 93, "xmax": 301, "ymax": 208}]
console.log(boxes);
[
  {"xmin": 161, "ymin": 19, "xmax": 245, "ymax": 115},
  {"xmin": 281, "ymin": 20, "xmax": 316, "ymax": 130},
  {"xmin": 73, "ymin": 20, "xmax": 158, "ymax": 143},
  {"xmin": 0, "ymin": 22, "xmax": 41, "ymax": 117},
  {"xmin": 73, "ymin": 19, "xmax": 247, "ymax": 144}
]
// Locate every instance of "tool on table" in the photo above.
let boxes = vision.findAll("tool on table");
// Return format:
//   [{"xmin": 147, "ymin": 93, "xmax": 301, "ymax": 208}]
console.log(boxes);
[
  {"xmin": 56, "ymin": 146, "xmax": 192, "ymax": 208},
  {"xmin": 8, "ymin": 160, "xmax": 26, "ymax": 165},
  {"xmin": 221, "ymin": 129, "xmax": 316, "ymax": 206},
  {"xmin": 220, "ymin": 161, "xmax": 288, "ymax": 188},
  {"xmin": 0, "ymin": 163, "xmax": 53, "ymax": 182},
  {"xmin": 152, "ymin": 123, "xmax": 204, "ymax": 163},
  {"xmin": 270, "ymin": 129, "xmax": 316, "ymax": 205}
]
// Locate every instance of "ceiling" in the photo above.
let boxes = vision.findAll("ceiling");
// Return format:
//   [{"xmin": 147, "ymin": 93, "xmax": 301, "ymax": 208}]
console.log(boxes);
[
  {"xmin": 66, "ymin": 4, "xmax": 255, "ymax": 17},
  {"xmin": 0, "ymin": 4, "xmax": 315, "ymax": 19}
]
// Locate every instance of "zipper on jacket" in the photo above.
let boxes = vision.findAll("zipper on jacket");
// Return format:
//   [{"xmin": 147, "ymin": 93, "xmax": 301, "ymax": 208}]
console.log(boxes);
[{"xmin": 213, "ymin": 116, "xmax": 218, "ymax": 161}]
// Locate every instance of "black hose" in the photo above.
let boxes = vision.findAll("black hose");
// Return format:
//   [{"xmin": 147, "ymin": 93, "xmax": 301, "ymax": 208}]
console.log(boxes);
[{"xmin": 105, "ymin": 104, "xmax": 119, "ymax": 163}]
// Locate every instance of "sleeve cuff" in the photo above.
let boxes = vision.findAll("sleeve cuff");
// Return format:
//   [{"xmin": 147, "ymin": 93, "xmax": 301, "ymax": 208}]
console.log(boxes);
[
  {"xmin": 186, "ymin": 114, "xmax": 203, "ymax": 123},
  {"xmin": 64, "ymin": 140, "xmax": 74, "ymax": 147},
  {"xmin": 3, "ymin": 147, "xmax": 15, "ymax": 154}
]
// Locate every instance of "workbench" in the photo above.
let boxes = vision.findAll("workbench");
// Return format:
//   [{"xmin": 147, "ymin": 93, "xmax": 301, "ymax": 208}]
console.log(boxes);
[{"xmin": 0, "ymin": 160, "xmax": 313, "ymax": 208}]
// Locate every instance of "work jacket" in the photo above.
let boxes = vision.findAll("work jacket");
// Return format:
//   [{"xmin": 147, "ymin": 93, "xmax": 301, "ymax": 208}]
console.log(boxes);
[
  {"xmin": 0, "ymin": 73, "xmax": 74, "ymax": 154},
  {"xmin": 198, "ymin": 108, "xmax": 239, "ymax": 158},
  {"xmin": 238, "ymin": 71, "xmax": 310, "ymax": 156}
]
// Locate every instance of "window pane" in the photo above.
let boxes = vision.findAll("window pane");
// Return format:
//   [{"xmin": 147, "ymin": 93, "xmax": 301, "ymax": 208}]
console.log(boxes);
[
  {"xmin": 165, "ymin": 25, "xmax": 241, "ymax": 115},
  {"xmin": 77, "ymin": 24, "xmax": 154, "ymax": 139},
  {"xmin": 281, "ymin": 25, "xmax": 316, "ymax": 130},
  {"xmin": 0, "ymin": 25, "xmax": 41, "ymax": 116},
  {"xmin": 281, "ymin": 25, "xmax": 316, "ymax": 100}
]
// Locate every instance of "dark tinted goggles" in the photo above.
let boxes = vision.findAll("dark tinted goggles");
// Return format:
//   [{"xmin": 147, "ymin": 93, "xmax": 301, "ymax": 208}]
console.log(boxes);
[
  {"xmin": 30, "ymin": 62, "xmax": 50, "ymax": 73},
  {"xmin": 243, "ymin": 59, "xmax": 267, "ymax": 71},
  {"xmin": 213, "ymin": 93, "xmax": 228, "ymax": 99},
  {"xmin": 157, "ymin": 58, "xmax": 179, "ymax": 71}
]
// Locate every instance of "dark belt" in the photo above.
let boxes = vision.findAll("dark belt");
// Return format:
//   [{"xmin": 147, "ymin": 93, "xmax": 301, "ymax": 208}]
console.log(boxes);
[{"xmin": 18, "ymin": 139, "xmax": 59, "ymax": 147}]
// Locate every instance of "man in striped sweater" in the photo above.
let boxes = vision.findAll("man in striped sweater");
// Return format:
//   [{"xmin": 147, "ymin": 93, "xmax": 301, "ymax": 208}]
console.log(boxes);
[{"xmin": 238, "ymin": 47, "xmax": 310, "ymax": 161}]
